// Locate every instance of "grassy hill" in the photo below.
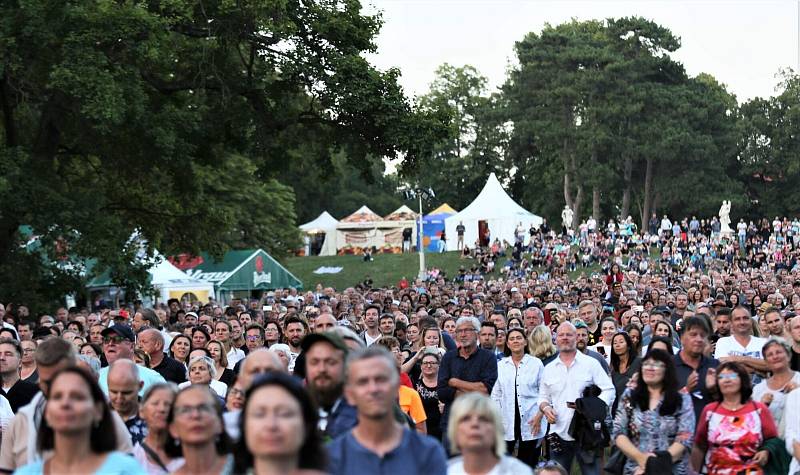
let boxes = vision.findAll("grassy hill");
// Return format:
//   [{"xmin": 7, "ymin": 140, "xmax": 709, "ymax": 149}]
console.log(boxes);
[{"xmin": 284, "ymin": 251, "xmax": 605, "ymax": 290}]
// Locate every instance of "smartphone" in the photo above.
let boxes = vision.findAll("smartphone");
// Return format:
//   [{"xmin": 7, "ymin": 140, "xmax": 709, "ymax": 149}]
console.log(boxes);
[
  {"xmin": 262, "ymin": 305, "xmax": 272, "ymax": 311},
  {"xmin": 633, "ymin": 305, "xmax": 644, "ymax": 313}
]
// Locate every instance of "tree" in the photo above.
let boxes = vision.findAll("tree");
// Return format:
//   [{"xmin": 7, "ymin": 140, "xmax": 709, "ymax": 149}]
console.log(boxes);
[{"xmin": 0, "ymin": 0, "xmax": 442, "ymax": 309}]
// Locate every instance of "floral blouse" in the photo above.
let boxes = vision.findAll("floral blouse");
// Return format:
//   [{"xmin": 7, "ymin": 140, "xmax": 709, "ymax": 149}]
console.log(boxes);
[
  {"xmin": 612, "ymin": 389, "xmax": 695, "ymax": 475},
  {"xmin": 694, "ymin": 400, "xmax": 778, "ymax": 475}
]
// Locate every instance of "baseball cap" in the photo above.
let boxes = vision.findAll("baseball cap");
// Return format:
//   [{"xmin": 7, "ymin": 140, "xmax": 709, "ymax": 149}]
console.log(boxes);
[
  {"xmin": 300, "ymin": 332, "xmax": 348, "ymax": 354},
  {"xmin": 185, "ymin": 311, "xmax": 199, "ymax": 319},
  {"xmin": 652, "ymin": 306, "xmax": 672, "ymax": 316},
  {"xmin": 101, "ymin": 325, "xmax": 135, "ymax": 342}
]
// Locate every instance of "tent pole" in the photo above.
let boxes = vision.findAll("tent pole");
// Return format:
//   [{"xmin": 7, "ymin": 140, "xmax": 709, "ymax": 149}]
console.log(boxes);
[{"xmin": 418, "ymin": 194, "xmax": 425, "ymax": 280}]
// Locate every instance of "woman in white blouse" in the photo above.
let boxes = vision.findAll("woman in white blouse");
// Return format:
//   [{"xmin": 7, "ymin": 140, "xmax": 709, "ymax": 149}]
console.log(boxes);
[
  {"xmin": 490, "ymin": 328, "xmax": 545, "ymax": 469},
  {"xmin": 752, "ymin": 339, "xmax": 800, "ymax": 435}
]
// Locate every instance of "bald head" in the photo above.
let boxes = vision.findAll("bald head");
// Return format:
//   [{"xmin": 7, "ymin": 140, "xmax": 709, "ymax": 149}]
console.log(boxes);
[
  {"xmin": 239, "ymin": 349, "xmax": 284, "ymax": 389},
  {"xmin": 108, "ymin": 358, "xmax": 140, "ymax": 384},
  {"xmin": 314, "ymin": 313, "xmax": 337, "ymax": 333},
  {"xmin": 107, "ymin": 359, "xmax": 142, "ymax": 417}
]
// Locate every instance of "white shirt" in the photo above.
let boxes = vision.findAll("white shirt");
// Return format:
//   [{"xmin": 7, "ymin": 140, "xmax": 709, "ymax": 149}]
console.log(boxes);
[
  {"xmin": 784, "ymin": 388, "xmax": 800, "ymax": 475},
  {"xmin": 713, "ymin": 334, "xmax": 767, "ymax": 361},
  {"xmin": 447, "ymin": 455, "xmax": 533, "ymax": 475},
  {"xmin": 538, "ymin": 351, "xmax": 615, "ymax": 440},
  {"xmin": 752, "ymin": 372, "xmax": 800, "ymax": 437},
  {"xmin": 491, "ymin": 354, "xmax": 545, "ymax": 441},
  {"xmin": 226, "ymin": 347, "xmax": 245, "ymax": 369}
]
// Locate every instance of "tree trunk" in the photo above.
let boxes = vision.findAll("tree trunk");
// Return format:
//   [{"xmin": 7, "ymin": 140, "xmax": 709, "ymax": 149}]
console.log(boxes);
[
  {"xmin": 621, "ymin": 154, "xmax": 633, "ymax": 220},
  {"xmin": 590, "ymin": 149, "xmax": 600, "ymax": 221},
  {"xmin": 641, "ymin": 155, "xmax": 654, "ymax": 229}
]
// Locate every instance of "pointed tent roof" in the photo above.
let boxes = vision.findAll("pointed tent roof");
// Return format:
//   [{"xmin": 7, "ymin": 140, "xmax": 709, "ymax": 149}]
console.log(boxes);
[
  {"xmin": 340, "ymin": 205, "xmax": 382, "ymax": 223},
  {"xmin": 452, "ymin": 173, "xmax": 541, "ymax": 221},
  {"xmin": 178, "ymin": 249, "xmax": 303, "ymax": 290},
  {"xmin": 299, "ymin": 211, "xmax": 339, "ymax": 233},
  {"xmin": 384, "ymin": 205, "xmax": 417, "ymax": 221},
  {"xmin": 87, "ymin": 251, "xmax": 214, "ymax": 291},
  {"xmin": 427, "ymin": 203, "xmax": 458, "ymax": 216}
]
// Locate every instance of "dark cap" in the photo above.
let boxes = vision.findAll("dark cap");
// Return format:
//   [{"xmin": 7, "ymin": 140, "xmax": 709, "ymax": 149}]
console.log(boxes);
[
  {"xmin": 101, "ymin": 325, "xmax": 135, "ymax": 342},
  {"xmin": 300, "ymin": 332, "xmax": 348, "ymax": 354},
  {"xmin": 652, "ymin": 305, "xmax": 672, "ymax": 316}
]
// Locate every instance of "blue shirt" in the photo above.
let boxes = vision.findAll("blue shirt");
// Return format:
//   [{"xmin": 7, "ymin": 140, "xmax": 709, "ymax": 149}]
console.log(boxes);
[
  {"xmin": 14, "ymin": 451, "xmax": 146, "ymax": 475},
  {"xmin": 436, "ymin": 347, "xmax": 498, "ymax": 431},
  {"xmin": 327, "ymin": 427, "xmax": 447, "ymax": 475},
  {"xmin": 99, "ymin": 365, "xmax": 166, "ymax": 398}
]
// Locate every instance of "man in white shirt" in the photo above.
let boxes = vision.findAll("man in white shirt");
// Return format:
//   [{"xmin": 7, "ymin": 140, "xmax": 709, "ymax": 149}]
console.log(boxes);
[
  {"xmin": 714, "ymin": 306, "xmax": 768, "ymax": 376},
  {"xmin": 538, "ymin": 322, "xmax": 614, "ymax": 475}
]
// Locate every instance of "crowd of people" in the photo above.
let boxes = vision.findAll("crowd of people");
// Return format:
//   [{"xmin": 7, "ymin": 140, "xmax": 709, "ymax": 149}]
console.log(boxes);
[{"xmin": 1, "ymin": 213, "xmax": 800, "ymax": 474}]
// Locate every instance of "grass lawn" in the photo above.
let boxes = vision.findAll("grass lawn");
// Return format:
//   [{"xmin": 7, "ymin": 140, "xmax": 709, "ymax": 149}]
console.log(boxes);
[{"xmin": 284, "ymin": 251, "xmax": 606, "ymax": 289}]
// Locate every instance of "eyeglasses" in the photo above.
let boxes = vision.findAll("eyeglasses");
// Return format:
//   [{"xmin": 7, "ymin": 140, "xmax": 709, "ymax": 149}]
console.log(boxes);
[
  {"xmin": 421, "ymin": 361, "xmax": 439, "ymax": 366},
  {"xmin": 22, "ymin": 348, "xmax": 36, "ymax": 353},
  {"xmin": 455, "ymin": 328, "xmax": 477, "ymax": 335},
  {"xmin": 642, "ymin": 362, "xmax": 666, "ymax": 370},
  {"xmin": 174, "ymin": 403, "xmax": 215, "ymax": 418},
  {"xmin": 246, "ymin": 335, "xmax": 262, "ymax": 341},
  {"xmin": 103, "ymin": 335, "xmax": 128, "ymax": 344},
  {"xmin": 228, "ymin": 388, "xmax": 245, "ymax": 398},
  {"xmin": 718, "ymin": 373, "xmax": 740, "ymax": 380}
]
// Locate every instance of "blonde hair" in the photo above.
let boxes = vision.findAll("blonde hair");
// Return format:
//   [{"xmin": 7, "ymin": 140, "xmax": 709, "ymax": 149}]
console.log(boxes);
[
  {"xmin": 528, "ymin": 325, "xmax": 557, "ymax": 360},
  {"xmin": 446, "ymin": 392, "xmax": 505, "ymax": 458}
]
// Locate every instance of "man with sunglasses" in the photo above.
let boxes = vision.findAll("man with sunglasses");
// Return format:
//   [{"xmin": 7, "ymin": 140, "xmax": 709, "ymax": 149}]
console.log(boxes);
[{"xmin": 97, "ymin": 325, "xmax": 165, "ymax": 397}]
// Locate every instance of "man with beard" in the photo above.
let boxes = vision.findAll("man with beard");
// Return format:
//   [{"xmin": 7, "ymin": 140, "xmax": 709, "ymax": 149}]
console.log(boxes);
[
  {"xmin": 359, "ymin": 304, "xmax": 382, "ymax": 346},
  {"xmin": 574, "ymin": 321, "xmax": 610, "ymax": 374},
  {"xmin": 303, "ymin": 332, "xmax": 357, "ymax": 441},
  {"xmin": 283, "ymin": 316, "xmax": 307, "ymax": 373}
]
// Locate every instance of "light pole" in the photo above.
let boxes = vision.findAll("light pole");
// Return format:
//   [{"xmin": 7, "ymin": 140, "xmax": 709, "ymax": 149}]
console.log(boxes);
[
  {"xmin": 418, "ymin": 192, "xmax": 425, "ymax": 280},
  {"xmin": 404, "ymin": 187, "xmax": 435, "ymax": 280}
]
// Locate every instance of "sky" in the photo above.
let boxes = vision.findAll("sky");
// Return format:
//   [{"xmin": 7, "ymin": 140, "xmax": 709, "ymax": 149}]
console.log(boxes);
[{"xmin": 364, "ymin": 0, "xmax": 799, "ymax": 103}]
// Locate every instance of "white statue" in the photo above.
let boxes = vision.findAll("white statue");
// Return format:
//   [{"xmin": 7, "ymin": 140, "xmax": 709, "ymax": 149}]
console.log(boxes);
[
  {"xmin": 561, "ymin": 205, "xmax": 574, "ymax": 230},
  {"xmin": 719, "ymin": 200, "xmax": 732, "ymax": 235}
]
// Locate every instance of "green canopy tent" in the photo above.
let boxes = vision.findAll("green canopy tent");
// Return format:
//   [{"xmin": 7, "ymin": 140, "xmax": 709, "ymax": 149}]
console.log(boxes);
[{"xmin": 174, "ymin": 249, "xmax": 302, "ymax": 299}]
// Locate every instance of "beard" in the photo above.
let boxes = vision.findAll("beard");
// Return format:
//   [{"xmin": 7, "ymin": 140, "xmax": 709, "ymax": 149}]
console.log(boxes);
[{"xmin": 309, "ymin": 378, "xmax": 344, "ymax": 410}]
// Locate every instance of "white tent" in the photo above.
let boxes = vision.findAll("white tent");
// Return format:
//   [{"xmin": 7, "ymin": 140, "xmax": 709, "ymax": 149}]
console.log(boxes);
[
  {"xmin": 299, "ymin": 211, "xmax": 339, "ymax": 256},
  {"xmin": 444, "ymin": 173, "xmax": 543, "ymax": 251},
  {"xmin": 300, "ymin": 211, "xmax": 339, "ymax": 233},
  {"xmin": 327, "ymin": 205, "xmax": 418, "ymax": 254},
  {"xmin": 149, "ymin": 255, "xmax": 216, "ymax": 303},
  {"xmin": 87, "ymin": 250, "xmax": 215, "ymax": 305}
]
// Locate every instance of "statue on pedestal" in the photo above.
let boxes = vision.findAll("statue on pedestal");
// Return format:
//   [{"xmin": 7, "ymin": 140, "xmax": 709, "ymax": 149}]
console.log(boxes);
[
  {"xmin": 561, "ymin": 206, "xmax": 574, "ymax": 232},
  {"xmin": 719, "ymin": 200, "xmax": 733, "ymax": 235}
]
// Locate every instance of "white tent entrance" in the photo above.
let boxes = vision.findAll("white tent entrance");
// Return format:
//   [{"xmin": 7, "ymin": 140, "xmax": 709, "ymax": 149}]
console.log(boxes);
[{"xmin": 445, "ymin": 173, "xmax": 543, "ymax": 251}]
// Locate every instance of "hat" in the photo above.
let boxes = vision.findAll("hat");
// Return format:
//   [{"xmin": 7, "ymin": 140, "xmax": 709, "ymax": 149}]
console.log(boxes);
[
  {"xmin": 300, "ymin": 332, "xmax": 348, "ymax": 354},
  {"xmin": 652, "ymin": 306, "xmax": 672, "ymax": 316},
  {"xmin": 101, "ymin": 325, "xmax": 135, "ymax": 342},
  {"xmin": 185, "ymin": 311, "xmax": 199, "ymax": 319}
]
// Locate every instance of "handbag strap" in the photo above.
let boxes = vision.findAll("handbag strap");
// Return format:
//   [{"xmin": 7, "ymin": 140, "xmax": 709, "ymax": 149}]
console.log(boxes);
[{"xmin": 140, "ymin": 442, "xmax": 170, "ymax": 473}]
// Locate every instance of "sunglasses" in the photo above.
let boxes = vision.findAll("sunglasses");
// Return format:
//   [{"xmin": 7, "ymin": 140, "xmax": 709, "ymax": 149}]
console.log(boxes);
[{"xmin": 103, "ymin": 335, "xmax": 129, "ymax": 344}]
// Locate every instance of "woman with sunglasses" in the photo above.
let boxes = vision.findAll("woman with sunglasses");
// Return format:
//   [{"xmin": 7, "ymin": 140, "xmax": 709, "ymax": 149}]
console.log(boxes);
[
  {"xmin": 613, "ymin": 349, "xmax": 694, "ymax": 474},
  {"xmin": 691, "ymin": 361, "xmax": 778, "ymax": 474}
]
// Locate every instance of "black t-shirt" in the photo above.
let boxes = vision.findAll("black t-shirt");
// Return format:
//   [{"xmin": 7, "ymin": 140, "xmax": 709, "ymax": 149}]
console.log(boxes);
[
  {"xmin": 456, "ymin": 225, "xmax": 465, "ymax": 236},
  {"xmin": 415, "ymin": 378, "xmax": 442, "ymax": 440},
  {"xmin": 152, "ymin": 355, "xmax": 187, "ymax": 384},
  {"xmin": 1, "ymin": 379, "xmax": 39, "ymax": 413},
  {"xmin": 792, "ymin": 348, "xmax": 800, "ymax": 372}
]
